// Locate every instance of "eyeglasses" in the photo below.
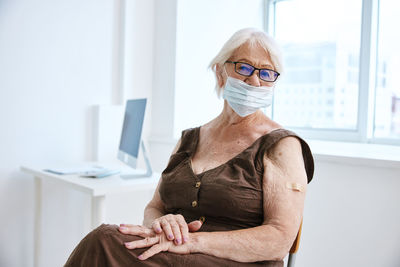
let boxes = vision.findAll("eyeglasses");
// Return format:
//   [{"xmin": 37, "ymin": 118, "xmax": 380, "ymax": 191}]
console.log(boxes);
[{"xmin": 225, "ymin": 61, "xmax": 280, "ymax": 82}]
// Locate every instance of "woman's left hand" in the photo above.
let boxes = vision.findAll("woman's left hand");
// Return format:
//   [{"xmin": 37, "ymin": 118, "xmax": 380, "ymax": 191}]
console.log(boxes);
[{"xmin": 118, "ymin": 224, "xmax": 193, "ymax": 260}]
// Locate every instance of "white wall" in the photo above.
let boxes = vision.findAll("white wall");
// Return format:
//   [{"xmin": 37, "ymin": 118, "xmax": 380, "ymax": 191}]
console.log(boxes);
[
  {"xmin": 299, "ymin": 158, "xmax": 400, "ymax": 267},
  {"xmin": 122, "ymin": 0, "xmax": 155, "ymax": 141},
  {"xmin": 0, "ymin": 1, "xmax": 113, "ymax": 266},
  {"xmin": 0, "ymin": 0, "xmax": 155, "ymax": 266},
  {"xmin": 149, "ymin": 0, "xmax": 179, "ymax": 171}
]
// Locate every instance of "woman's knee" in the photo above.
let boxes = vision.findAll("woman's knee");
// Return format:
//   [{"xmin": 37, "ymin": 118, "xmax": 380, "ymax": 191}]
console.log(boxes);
[
  {"xmin": 92, "ymin": 224, "xmax": 119, "ymax": 236},
  {"xmin": 81, "ymin": 224, "xmax": 119, "ymax": 244},
  {"xmin": 65, "ymin": 224, "xmax": 120, "ymax": 266}
]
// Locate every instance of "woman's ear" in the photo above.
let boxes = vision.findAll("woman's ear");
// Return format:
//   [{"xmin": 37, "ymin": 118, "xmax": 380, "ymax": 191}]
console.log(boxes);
[{"xmin": 215, "ymin": 64, "xmax": 226, "ymax": 89}]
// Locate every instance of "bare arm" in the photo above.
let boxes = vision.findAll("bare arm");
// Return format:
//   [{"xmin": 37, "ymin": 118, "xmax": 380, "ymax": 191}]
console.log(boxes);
[
  {"xmin": 142, "ymin": 139, "xmax": 182, "ymax": 227},
  {"xmin": 142, "ymin": 179, "xmax": 166, "ymax": 228},
  {"xmin": 189, "ymin": 136, "xmax": 308, "ymax": 262}
]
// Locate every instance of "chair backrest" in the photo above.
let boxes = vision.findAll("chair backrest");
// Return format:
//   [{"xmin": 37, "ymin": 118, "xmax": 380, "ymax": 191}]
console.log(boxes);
[{"xmin": 287, "ymin": 220, "xmax": 303, "ymax": 267}]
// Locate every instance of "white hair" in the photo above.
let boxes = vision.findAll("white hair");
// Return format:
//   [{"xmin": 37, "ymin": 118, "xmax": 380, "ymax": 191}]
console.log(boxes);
[{"xmin": 209, "ymin": 28, "xmax": 283, "ymax": 97}]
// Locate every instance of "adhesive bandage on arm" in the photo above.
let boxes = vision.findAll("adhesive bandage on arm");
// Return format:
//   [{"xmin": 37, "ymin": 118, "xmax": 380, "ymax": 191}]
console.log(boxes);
[{"xmin": 286, "ymin": 182, "xmax": 305, "ymax": 192}]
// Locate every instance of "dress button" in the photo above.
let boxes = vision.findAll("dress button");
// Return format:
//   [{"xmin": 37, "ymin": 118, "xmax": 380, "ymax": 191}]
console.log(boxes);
[
  {"xmin": 195, "ymin": 181, "xmax": 201, "ymax": 188},
  {"xmin": 199, "ymin": 216, "xmax": 206, "ymax": 223},
  {"xmin": 191, "ymin": 200, "xmax": 198, "ymax": 207}
]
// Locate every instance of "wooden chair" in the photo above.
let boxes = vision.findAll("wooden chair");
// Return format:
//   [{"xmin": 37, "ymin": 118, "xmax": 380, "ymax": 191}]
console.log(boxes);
[{"xmin": 287, "ymin": 220, "xmax": 303, "ymax": 267}]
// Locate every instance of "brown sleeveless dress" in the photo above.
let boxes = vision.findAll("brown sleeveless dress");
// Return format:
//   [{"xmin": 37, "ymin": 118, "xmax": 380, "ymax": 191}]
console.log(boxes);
[{"xmin": 65, "ymin": 127, "xmax": 314, "ymax": 267}]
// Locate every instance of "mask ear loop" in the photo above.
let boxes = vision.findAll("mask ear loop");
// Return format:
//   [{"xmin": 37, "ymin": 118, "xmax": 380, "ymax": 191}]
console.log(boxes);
[
  {"xmin": 222, "ymin": 65, "xmax": 230, "ymax": 79},
  {"xmin": 220, "ymin": 64, "xmax": 233, "ymax": 100},
  {"xmin": 220, "ymin": 65, "xmax": 231, "ymax": 90}
]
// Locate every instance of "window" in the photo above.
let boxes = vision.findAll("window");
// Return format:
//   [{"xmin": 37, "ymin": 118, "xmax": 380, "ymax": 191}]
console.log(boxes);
[
  {"xmin": 270, "ymin": 0, "xmax": 362, "ymax": 130},
  {"xmin": 267, "ymin": 0, "xmax": 399, "ymax": 144},
  {"xmin": 373, "ymin": 0, "xmax": 400, "ymax": 139}
]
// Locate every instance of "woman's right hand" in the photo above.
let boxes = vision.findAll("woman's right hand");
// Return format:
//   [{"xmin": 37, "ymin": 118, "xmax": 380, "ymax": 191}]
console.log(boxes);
[{"xmin": 151, "ymin": 214, "xmax": 202, "ymax": 245}]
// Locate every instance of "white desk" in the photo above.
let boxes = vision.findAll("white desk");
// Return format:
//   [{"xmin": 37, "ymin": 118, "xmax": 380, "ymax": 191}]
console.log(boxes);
[{"xmin": 21, "ymin": 164, "xmax": 160, "ymax": 267}]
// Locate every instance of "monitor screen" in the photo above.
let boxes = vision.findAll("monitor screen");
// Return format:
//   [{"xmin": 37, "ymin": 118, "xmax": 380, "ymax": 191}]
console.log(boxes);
[{"xmin": 118, "ymin": 98, "xmax": 147, "ymax": 169}]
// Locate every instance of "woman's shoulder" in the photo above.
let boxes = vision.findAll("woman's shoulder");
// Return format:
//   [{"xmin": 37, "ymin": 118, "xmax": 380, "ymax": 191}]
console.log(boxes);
[
  {"xmin": 175, "ymin": 125, "xmax": 206, "ymax": 155},
  {"xmin": 259, "ymin": 126, "xmax": 307, "ymax": 156},
  {"xmin": 258, "ymin": 127, "xmax": 314, "ymax": 184},
  {"xmin": 253, "ymin": 115, "xmax": 282, "ymax": 134},
  {"xmin": 180, "ymin": 126, "xmax": 200, "ymax": 137},
  {"xmin": 254, "ymin": 116, "xmax": 296, "ymax": 143}
]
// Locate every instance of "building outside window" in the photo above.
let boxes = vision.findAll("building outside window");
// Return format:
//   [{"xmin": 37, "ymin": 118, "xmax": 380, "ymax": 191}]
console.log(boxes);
[
  {"xmin": 268, "ymin": 0, "xmax": 399, "ymax": 144},
  {"xmin": 270, "ymin": 0, "xmax": 361, "ymax": 130},
  {"xmin": 373, "ymin": 0, "xmax": 400, "ymax": 139}
]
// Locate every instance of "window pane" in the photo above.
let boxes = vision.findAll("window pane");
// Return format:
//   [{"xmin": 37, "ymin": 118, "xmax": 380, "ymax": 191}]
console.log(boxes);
[
  {"xmin": 373, "ymin": 0, "xmax": 400, "ymax": 139},
  {"xmin": 272, "ymin": 0, "xmax": 362, "ymax": 130}
]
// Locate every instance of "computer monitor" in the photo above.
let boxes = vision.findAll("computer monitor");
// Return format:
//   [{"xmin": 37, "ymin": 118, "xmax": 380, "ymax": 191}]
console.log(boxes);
[{"xmin": 117, "ymin": 98, "xmax": 152, "ymax": 178}]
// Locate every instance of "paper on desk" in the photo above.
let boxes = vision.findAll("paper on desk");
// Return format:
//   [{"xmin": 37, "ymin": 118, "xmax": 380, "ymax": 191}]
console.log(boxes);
[
  {"xmin": 79, "ymin": 169, "xmax": 121, "ymax": 178},
  {"xmin": 44, "ymin": 165, "xmax": 109, "ymax": 175}
]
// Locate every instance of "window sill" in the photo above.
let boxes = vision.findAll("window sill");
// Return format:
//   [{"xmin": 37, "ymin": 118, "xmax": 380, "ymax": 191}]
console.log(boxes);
[{"xmin": 307, "ymin": 139, "xmax": 400, "ymax": 169}]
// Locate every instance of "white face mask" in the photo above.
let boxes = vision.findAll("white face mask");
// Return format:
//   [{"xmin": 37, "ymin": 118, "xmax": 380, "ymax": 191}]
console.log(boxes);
[{"xmin": 222, "ymin": 76, "xmax": 274, "ymax": 117}]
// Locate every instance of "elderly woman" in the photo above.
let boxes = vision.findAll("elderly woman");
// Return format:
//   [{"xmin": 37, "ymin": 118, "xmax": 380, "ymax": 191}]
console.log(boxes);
[{"xmin": 65, "ymin": 28, "xmax": 314, "ymax": 267}]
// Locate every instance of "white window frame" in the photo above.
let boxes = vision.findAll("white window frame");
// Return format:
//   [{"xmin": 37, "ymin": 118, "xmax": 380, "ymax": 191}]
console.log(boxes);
[{"xmin": 264, "ymin": 0, "xmax": 400, "ymax": 145}]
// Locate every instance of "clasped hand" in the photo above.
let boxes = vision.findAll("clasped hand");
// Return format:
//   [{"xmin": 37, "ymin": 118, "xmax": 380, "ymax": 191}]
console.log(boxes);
[{"xmin": 118, "ymin": 214, "xmax": 202, "ymax": 260}]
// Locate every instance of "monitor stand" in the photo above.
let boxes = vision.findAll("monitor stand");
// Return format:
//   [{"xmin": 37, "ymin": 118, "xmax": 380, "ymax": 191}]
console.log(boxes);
[{"xmin": 120, "ymin": 141, "xmax": 153, "ymax": 179}]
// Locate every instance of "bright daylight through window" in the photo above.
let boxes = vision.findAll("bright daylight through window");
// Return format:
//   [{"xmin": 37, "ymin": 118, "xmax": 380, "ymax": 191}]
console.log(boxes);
[
  {"xmin": 271, "ymin": 0, "xmax": 362, "ymax": 130},
  {"xmin": 270, "ymin": 0, "xmax": 399, "ymax": 144},
  {"xmin": 373, "ymin": 0, "xmax": 400, "ymax": 139}
]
